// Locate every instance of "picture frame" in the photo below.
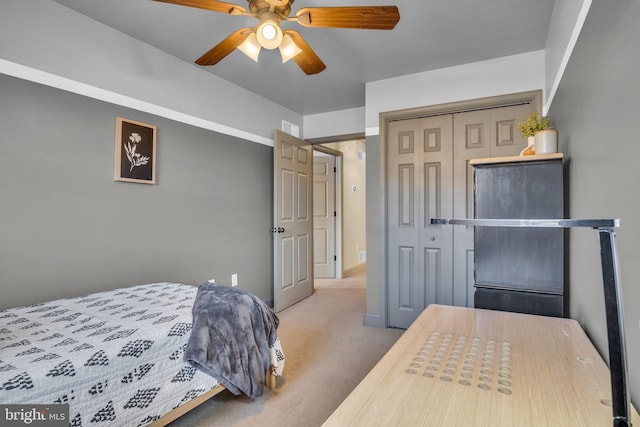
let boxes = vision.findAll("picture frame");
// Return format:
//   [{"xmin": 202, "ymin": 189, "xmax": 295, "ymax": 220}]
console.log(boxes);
[{"xmin": 114, "ymin": 117, "xmax": 156, "ymax": 184}]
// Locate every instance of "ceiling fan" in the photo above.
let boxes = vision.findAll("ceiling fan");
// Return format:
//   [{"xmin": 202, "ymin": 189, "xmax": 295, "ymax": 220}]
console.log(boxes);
[{"xmin": 153, "ymin": 0, "xmax": 400, "ymax": 75}]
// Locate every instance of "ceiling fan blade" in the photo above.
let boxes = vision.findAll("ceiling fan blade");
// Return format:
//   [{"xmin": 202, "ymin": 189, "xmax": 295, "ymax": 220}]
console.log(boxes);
[
  {"xmin": 295, "ymin": 6, "xmax": 400, "ymax": 30},
  {"xmin": 196, "ymin": 28, "xmax": 252, "ymax": 66},
  {"xmin": 284, "ymin": 30, "xmax": 326, "ymax": 75},
  {"xmin": 153, "ymin": 0, "xmax": 246, "ymax": 15}
]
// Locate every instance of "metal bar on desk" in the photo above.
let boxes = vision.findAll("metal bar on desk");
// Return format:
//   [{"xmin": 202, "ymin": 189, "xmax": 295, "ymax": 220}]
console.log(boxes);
[
  {"xmin": 431, "ymin": 217, "xmax": 630, "ymax": 427},
  {"xmin": 430, "ymin": 218, "xmax": 620, "ymax": 229}
]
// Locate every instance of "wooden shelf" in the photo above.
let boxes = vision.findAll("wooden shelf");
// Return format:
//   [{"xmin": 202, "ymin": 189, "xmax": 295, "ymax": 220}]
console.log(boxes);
[{"xmin": 469, "ymin": 153, "xmax": 563, "ymax": 166}]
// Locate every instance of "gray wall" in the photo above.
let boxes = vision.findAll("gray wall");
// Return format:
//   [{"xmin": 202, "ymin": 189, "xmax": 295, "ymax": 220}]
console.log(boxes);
[
  {"xmin": 0, "ymin": 74, "xmax": 273, "ymax": 309},
  {"xmin": 365, "ymin": 134, "xmax": 384, "ymax": 327},
  {"xmin": 0, "ymin": 0, "xmax": 300, "ymax": 144},
  {"xmin": 548, "ymin": 0, "xmax": 640, "ymax": 409}
]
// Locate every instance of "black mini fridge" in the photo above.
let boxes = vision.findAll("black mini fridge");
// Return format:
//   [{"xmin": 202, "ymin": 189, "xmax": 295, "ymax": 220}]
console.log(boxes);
[{"xmin": 471, "ymin": 155, "xmax": 564, "ymax": 317}]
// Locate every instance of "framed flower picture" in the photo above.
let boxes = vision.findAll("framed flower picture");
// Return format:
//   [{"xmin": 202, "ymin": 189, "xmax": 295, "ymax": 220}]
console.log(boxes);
[{"xmin": 114, "ymin": 117, "xmax": 156, "ymax": 184}]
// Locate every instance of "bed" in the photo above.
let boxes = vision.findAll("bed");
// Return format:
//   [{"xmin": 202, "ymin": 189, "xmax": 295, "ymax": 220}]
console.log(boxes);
[{"xmin": 0, "ymin": 282, "xmax": 284, "ymax": 427}]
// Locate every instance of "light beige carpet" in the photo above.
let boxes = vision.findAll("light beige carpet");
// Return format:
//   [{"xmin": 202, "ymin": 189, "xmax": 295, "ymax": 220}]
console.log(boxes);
[{"xmin": 169, "ymin": 272, "xmax": 403, "ymax": 427}]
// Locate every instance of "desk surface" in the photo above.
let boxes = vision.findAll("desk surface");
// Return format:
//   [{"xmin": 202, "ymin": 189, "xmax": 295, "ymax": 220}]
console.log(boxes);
[{"xmin": 323, "ymin": 305, "xmax": 638, "ymax": 426}]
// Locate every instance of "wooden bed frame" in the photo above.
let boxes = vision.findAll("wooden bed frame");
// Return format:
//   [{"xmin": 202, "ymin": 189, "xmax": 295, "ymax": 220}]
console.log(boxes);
[{"xmin": 149, "ymin": 367, "xmax": 278, "ymax": 426}]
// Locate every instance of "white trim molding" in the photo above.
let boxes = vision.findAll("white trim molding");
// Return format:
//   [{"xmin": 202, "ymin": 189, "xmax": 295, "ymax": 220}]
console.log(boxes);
[
  {"xmin": 543, "ymin": 0, "xmax": 593, "ymax": 115},
  {"xmin": 0, "ymin": 59, "xmax": 273, "ymax": 146}
]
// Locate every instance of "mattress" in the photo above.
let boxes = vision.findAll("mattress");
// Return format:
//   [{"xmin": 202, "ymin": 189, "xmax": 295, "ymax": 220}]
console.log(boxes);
[{"xmin": 0, "ymin": 282, "xmax": 281, "ymax": 426}]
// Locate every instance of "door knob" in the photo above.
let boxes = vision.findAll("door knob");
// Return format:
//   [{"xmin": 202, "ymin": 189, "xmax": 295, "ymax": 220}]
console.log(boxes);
[{"xmin": 429, "ymin": 236, "xmax": 436, "ymax": 241}]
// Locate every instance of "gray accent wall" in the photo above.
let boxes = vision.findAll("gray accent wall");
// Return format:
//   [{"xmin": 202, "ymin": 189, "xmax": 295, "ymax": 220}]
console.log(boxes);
[
  {"xmin": 548, "ymin": 0, "xmax": 640, "ymax": 409},
  {"xmin": 365, "ymin": 134, "xmax": 385, "ymax": 327},
  {"xmin": 0, "ymin": 74, "xmax": 273, "ymax": 310},
  {"xmin": 0, "ymin": 0, "xmax": 300, "ymax": 144}
]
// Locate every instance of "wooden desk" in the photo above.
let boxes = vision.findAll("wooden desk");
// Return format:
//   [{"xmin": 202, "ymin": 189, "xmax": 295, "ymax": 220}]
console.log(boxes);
[{"xmin": 323, "ymin": 305, "xmax": 638, "ymax": 426}]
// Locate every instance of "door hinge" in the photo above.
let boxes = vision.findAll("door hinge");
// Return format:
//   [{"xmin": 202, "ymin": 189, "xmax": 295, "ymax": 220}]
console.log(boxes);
[
  {"xmin": 334, "ymin": 255, "xmax": 337, "ymax": 261},
  {"xmin": 333, "ymin": 167, "xmax": 337, "ymax": 173},
  {"xmin": 334, "ymin": 211, "xmax": 337, "ymax": 217}
]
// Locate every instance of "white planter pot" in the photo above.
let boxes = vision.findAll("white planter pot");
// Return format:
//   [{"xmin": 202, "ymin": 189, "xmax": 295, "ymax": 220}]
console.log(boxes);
[
  {"xmin": 534, "ymin": 129, "xmax": 558, "ymax": 154},
  {"xmin": 520, "ymin": 136, "xmax": 536, "ymax": 156}
]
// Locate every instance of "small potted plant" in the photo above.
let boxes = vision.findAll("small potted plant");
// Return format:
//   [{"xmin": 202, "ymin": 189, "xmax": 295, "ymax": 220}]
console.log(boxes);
[{"xmin": 517, "ymin": 112, "xmax": 557, "ymax": 155}]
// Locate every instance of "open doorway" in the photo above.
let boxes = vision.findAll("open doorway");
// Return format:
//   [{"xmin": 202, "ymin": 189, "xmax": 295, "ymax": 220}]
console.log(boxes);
[
  {"xmin": 313, "ymin": 138, "xmax": 367, "ymax": 280},
  {"xmin": 313, "ymin": 148, "xmax": 341, "ymax": 279}
]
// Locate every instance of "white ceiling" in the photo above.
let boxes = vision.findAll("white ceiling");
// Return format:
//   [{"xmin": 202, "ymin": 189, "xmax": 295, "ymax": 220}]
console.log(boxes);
[{"xmin": 53, "ymin": 0, "xmax": 556, "ymax": 115}]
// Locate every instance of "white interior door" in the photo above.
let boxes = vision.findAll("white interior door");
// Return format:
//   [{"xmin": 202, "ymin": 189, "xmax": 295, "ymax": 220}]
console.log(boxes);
[
  {"xmin": 313, "ymin": 153, "xmax": 336, "ymax": 278},
  {"xmin": 273, "ymin": 130, "xmax": 313, "ymax": 312}
]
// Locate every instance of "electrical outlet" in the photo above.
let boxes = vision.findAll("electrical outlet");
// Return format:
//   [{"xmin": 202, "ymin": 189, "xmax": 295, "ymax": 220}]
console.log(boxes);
[
  {"xmin": 231, "ymin": 273, "xmax": 238, "ymax": 287},
  {"xmin": 207, "ymin": 278, "xmax": 215, "ymax": 284}
]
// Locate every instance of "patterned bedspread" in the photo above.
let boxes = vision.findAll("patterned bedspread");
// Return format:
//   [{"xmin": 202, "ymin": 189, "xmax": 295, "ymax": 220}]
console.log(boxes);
[{"xmin": 0, "ymin": 283, "xmax": 283, "ymax": 427}]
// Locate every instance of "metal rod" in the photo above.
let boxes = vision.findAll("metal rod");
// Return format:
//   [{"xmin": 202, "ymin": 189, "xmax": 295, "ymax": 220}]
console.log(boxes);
[
  {"xmin": 598, "ymin": 229, "xmax": 631, "ymax": 427},
  {"xmin": 431, "ymin": 217, "xmax": 630, "ymax": 427},
  {"xmin": 430, "ymin": 218, "xmax": 620, "ymax": 229}
]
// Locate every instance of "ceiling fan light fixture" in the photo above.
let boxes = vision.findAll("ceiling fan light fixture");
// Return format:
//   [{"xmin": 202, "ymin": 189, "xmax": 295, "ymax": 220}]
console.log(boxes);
[
  {"xmin": 256, "ymin": 13, "xmax": 283, "ymax": 49},
  {"xmin": 156, "ymin": 1, "xmax": 401, "ymax": 75},
  {"xmin": 279, "ymin": 34, "xmax": 302, "ymax": 63},
  {"xmin": 261, "ymin": 23, "xmax": 277, "ymax": 41},
  {"xmin": 237, "ymin": 32, "xmax": 261, "ymax": 62}
]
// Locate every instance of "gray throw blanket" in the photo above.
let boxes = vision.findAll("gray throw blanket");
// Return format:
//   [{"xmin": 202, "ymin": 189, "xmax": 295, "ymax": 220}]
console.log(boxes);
[{"xmin": 185, "ymin": 283, "xmax": 279, "ymax": 398}]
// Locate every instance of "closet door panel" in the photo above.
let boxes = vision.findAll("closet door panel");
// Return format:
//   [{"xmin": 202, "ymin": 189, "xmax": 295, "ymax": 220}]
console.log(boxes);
[
  {"xmin": 452, "ymin": 110, "xmax": 491, "ymax": 307},
  {"xmin": 387, "ymin": 115, "xmax": 453, "ymax": 329},
  {"xmin": 419, "ymin": 116, "xmax": 454, "ymax": 309},
  {"xmin": 387, "ymin": 120, "xmax": 422, "ymax": 328},
  {"xmin": 490, "ymin": 104, "xmax": 531, "ymax": 158}
]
